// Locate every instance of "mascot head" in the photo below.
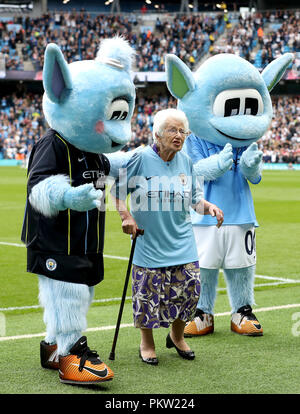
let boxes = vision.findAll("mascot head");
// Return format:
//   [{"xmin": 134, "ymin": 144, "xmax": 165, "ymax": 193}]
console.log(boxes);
[
  {"xmin": 42, "ymin": 36, "xmax": 136, "ymax": 154},
  {"xmin": 165, "ymin": 52, "xmax": 293, "ymax": 148}
]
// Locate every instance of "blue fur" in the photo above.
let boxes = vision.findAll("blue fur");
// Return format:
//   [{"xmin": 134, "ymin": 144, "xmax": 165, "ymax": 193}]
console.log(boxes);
[
  {"xmin": 43, "ymin": 38, "xmax": 136, "ymax": 154},
  {"xmin": 29, "ymin": 175, "xmax": 70, "ymax": 217},
  {"xmin": 261, "ymin": 53, "xmax": 293, "ymax": 92},
  {"xmin": 35, "ymin": 37, "xmax": 136, "ymax": 356},
  {"xmin": 223, "ymin": 266, "xmax": 256, "ymax": 313},
  {"xmin": 38, "ymin": 275, "xmax": 94, "ymax": 355},
  {"xmin": 29, "ymin": 175, "xmax": 102, "ymax": 217},
  {"xmin": 166, "ymin": 52, "xmax": 293, "ymax": 149},
  {"xmin": 190, "ymin": 142, "xmax": 233, "ymax": 181},
  {"xmin": 63, "ymin": 183, "xmax": 102, "ymax": 211},
  {"xmin": 240, "ymin": 142, "xmax": 263, "ymax": 183},
  {"xmin": 105, "ymin": 147, "xmax": 143, "ymax": 178},
  {"xmin": 197, "ymin": 269, "xmax": 219, "ymax": 315}
]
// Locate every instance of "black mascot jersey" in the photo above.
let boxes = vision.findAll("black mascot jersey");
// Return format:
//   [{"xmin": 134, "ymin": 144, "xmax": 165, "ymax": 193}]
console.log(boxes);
[{"xmin": 21, "ymin": 129, "xmax": 111, "ymax": 286}]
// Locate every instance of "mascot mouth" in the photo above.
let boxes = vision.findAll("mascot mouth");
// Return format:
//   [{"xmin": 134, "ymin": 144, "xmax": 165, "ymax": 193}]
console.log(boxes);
[
  {"xmin": 111, "ymin": 140, "xmax": 121, "ymax": 147},
  {"xmin": 215, "ymin": 128, "xmax": 244, "ymax": 141}
]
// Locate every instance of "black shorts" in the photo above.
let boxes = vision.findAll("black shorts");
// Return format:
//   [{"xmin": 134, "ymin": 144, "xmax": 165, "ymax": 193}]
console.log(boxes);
[{"xmin": 27, "ymin": 248, "xmax": 104, "ymax": 286}]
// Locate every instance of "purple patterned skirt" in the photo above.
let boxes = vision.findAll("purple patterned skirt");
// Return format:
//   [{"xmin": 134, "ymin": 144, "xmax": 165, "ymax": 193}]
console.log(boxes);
[{"xmin": 132, "ymin": 261, "xmax": 201, "ymax": 328}]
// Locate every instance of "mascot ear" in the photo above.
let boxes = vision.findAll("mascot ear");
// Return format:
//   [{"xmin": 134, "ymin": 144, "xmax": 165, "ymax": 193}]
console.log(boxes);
[
  {"xmin": 165, "ymin": 54, "xmax": 195, "ymax": 99},
  {"xmin": 261, "ymin": 53, "xmax": 294, "ymax": 92},
  {"xmin": 43, "ymin": 43, "xmax": 72, "ymax": 103}
]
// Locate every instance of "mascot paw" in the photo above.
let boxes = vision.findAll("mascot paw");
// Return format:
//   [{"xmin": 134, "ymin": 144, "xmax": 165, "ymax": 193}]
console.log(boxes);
[
  {"xmin": 241, "ymin": 142, "xmax": 263, "ymax": 168},
  {"xmin": 217, "ymin": 143, "xmax": 233, "ymax": 172},
  {"xmin": 63, "ymin": 183, "xmax": 103, "ymax": 212}
]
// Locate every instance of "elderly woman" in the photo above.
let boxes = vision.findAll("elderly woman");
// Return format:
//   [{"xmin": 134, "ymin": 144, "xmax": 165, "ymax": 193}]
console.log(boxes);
[{"xmin": 112, "ymin": 108, "xmax": 223, "ymax": 365}]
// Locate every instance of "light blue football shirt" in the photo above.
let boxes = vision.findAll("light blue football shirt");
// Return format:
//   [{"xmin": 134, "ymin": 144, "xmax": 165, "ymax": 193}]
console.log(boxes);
[
  {"xmin": 113, "ymin": 145, "xmax": 203, "ymax": 268},
  {"xmin": 183, "ymin": 134, "xmax": 259, "ymax": 227}
]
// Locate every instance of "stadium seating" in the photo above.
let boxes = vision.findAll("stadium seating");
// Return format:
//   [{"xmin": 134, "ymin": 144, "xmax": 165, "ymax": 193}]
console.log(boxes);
[
  {"xmin": 0, "ymin": 7, "xmax": 299, "ymax": 163},
  {"xmin": 0, "ymin": 91, "xmax": 299, "ymax": 163}
]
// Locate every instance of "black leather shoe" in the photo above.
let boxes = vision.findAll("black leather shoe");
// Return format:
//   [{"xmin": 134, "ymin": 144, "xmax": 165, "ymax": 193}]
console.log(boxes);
[
  {"xmin": 139, "ymin": 348, "xmax": 158, "ymax": 365},
  {"xmin": 166, "ymin": 333, "xmax": 195, "ymax": 360}
]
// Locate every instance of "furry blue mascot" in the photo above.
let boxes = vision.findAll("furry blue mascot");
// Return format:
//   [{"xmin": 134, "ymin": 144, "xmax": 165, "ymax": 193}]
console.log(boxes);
[
  {"xmin": 21, "ymin": 37, "xmax": 136, "ymax": 385},
  {"xmin": 165, "ymin": 52, "xmax": 293, "ymax": 337}
]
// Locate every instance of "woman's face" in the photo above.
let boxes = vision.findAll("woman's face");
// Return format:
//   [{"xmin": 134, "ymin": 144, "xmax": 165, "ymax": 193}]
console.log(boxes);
[{"xmin": 156, "ymin": 117, "xmax": 188, "ymax": 154}]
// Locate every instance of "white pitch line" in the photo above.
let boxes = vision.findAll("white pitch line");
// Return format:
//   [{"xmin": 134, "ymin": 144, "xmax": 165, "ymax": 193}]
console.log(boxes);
[
  {"xmin": 1, "ymin": 303, "xmax": 300, "ymax": 342},
  {"xmin": 1, "ymin": 240, "xmax": 300, "ymax": 312},
  {"xmin": 0, "ymin": 297, "xmax": 132, "ymax": 312},
  {"xmin": 3, "ymin": 279, "xmax": 300, "ymax": 312}
]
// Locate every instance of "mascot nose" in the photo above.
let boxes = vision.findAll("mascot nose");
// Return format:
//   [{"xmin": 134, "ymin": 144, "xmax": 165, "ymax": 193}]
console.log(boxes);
[{"xmin": 95, "ymin": 121, "xmax": 105, "ymax": 134}]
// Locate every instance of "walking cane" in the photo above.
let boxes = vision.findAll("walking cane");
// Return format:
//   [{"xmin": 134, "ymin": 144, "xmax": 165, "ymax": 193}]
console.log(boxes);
[{"xmin": 109, "ymin": 228, "xmax": 144, "ymax": 360}]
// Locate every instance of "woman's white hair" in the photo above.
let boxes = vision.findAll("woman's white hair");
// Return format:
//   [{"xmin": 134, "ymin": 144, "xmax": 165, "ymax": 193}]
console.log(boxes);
[{"xmin": 152, "ymin": 108, "xmax": 189, "ymax": 143}]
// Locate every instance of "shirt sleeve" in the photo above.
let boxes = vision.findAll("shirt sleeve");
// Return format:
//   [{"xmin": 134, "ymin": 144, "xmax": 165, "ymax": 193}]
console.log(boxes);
[
  {"xmin": 111, "ymin": 150, "xmax": 143, "ymax": 200},
  {"xmin": 27, "ymin": 136, "xmax": 68, "ymax": 195}
]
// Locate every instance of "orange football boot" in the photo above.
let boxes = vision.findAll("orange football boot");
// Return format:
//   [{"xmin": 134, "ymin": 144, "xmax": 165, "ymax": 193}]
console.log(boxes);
[
  {"xmin": 59, "ymin": 336, "xmax": 114, "ymax": 385},
  {"xmin": 231, "ymin": 305, "xmax": 263, "ymax": 336},
  {"xmin": 40, "ymin": 341, "xmax": 59, "ymax": 370},
  {"xmin": 184, "ymin": 309, "xmax": 214, "ymax": 337}
]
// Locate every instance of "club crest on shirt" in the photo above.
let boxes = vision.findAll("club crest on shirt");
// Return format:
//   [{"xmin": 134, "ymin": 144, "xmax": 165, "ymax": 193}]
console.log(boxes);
[
  {"xmin": 179, "ymin": 173, "xmax": 188, "ymax": 186},
  {"xmin": 46, "ymin": 258, "xmax": 57, "ymax": 271}
]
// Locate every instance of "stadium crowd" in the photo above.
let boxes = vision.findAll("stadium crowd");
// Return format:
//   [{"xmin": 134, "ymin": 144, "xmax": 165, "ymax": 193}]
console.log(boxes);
[
  {"xmin": 0, "ymin": 92, "xmax": 299, "ymax": 164},
  {"xmin": 0, "ymin": 9, "xmax": 299, "ymax": 72},
  {"xmin": 209, "ymin": 9, "xmax": 300, "ymax": 68},
  {"xmin": 0, "ymin": 10, "xmax": 224, "ymax": 72}
]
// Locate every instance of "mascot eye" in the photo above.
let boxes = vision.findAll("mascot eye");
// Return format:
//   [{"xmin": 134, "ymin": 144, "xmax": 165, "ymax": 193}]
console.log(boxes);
[
  {"xmin": 107, "ymin": 98, "xmax": 129, "ymax": 121},
  {"xmin": 244, "ymin": 98, "xmax": 258, "ymax": 115},
  {"xmin": 213, "ymin": 89, "xmax": 264, "ymax": 117},
  {"xmin": 224, "ymin": 98, "xmax": 240, "ymax": 117}
]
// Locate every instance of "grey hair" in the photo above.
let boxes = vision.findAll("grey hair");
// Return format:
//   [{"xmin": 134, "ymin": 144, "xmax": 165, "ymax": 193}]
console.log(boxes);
[{"xmin": 152, "ymin": 108, "xmax": 189, "ymax": 143}]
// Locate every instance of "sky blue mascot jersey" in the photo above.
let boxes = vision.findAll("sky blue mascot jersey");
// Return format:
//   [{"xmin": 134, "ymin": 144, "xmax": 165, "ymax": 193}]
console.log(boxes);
[
  {"xmin": 184, "ymin": 134, "xmax": 258, "ymax": 226},
  {"xmin": 164, "ymin": 51, "xmax": 293, "ymax": 319},
  {"xmin": 113, "ymin": 146, "xmax": 203, "ymax": 268}
]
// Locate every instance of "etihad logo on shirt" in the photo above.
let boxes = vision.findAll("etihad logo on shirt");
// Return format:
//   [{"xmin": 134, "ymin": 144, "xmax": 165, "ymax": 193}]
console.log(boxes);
[
  {"xmin": 111, "ymin": 171, "xmax": 204, "ymax": 213},
  {"xmin": 82, "ymin": 170, "xmax": 106, "ymax": 189},
  {"xmin": 83, "ymin": 170, "xmax": 105, "ymax": 180},
  {"xmin": 147, "ymin": 190, "xmax": 191, "ymax": 200}
]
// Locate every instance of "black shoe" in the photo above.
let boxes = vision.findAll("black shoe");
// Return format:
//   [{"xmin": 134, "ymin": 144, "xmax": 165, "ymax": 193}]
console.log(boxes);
[
  {"xmin": 166, "ymin": 333, "xmax": 195, "ymax": 360},
  {"xmin": 40, "ymin": 340, "xmax": 59, "ymax": 370},
  {"xmin": 139, "ymin": 348, "xmax": 158, "ymax": 365}
]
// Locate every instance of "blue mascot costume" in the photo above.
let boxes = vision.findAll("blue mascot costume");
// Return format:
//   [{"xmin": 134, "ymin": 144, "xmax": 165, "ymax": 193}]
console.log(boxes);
[
  {"xmin": 165, "ymin": 52, "xmax": 293, "ymax": 337},
  {"xmin": 21, "ymin": 37, "xmax": 136, "ymax": 385}
]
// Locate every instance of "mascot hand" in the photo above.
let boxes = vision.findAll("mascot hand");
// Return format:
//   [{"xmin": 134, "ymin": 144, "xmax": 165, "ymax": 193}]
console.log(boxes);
[
  {"xmin": 217, "ymin": 143, "xmax": 233, "ymax": 173},
  {"xmin": 240, "ymin": 142, "xmax": 263, "ymax": 183},
  {"xmin": 194, "ymin": 143, "xmax": 233, "ymax": 181},
  {"xmin": 63, "ymin": 183, "xmax": 103, "ymax": 211}
]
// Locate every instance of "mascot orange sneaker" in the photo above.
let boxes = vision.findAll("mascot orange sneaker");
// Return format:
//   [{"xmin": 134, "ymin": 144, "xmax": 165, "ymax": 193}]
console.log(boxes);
[
  {"xmin": 40, "ymin": 341, "xmax": 59, "ymax": 370},
  {"xmin": 231, "ymin": 305, "xmax": 263, "ymax": 336},
  {"xmin": 184, "ymin": 309, "xmax": 214, "ymax": 337},
  {"xmin": 59, "ymin": 336, "xmax": 114, "ymax": 385}
]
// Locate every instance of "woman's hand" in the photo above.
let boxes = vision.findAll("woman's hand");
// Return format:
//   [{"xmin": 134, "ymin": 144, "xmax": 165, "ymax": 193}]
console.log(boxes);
[
  {"xmin": 122, "ymin": 215, "xmax": 139, "ymax": 239},
  {"xmin": 207, "ymin": 203, "xmax": 224, "ymax": 228}
]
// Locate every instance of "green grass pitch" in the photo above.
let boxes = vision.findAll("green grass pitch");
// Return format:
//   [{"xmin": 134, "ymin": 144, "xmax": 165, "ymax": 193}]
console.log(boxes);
[{"xmin": 0, "ymin": 166, "xmax": 299, "ymax": 394}]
